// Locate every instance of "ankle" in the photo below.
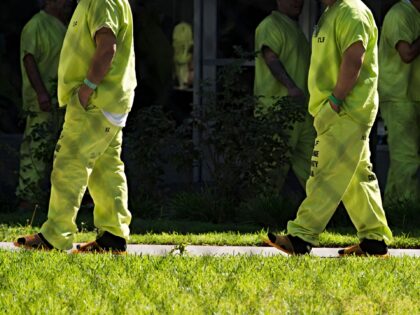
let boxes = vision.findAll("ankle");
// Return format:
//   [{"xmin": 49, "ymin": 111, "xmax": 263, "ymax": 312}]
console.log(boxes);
[
  {"xmin": 288, "ymin": 235, "xmax": 312, "ymax": 254},
  {"xmin": 38, "ymin": 233, "xmax": 54, "ymax": 250}
]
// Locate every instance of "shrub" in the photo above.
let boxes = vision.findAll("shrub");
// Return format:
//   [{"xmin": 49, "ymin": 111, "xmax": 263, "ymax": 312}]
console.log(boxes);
[{"xmin": 174, "ymin": 56, "xmax": 306, "ymax": 220}]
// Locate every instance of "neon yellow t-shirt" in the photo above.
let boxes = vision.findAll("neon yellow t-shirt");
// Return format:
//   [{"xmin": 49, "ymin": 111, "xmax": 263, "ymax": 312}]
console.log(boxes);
[
  {"xmin": 20, "ymin": 11, "xmax": 66, "ymax": 112},
  {"xmin": 254, "ymin": 11, "xmax": 310, "ymax": 112},
  {"xmin": 309, "ymin": 0, "xmax": 379, "ymax": 126},
  {"xmin": 379, "ymin": 0, "xmax": 420, "ymax": 102},
  {"xmin": 58, "ymin": 0, "xmax": 137, "ymax": 114}
]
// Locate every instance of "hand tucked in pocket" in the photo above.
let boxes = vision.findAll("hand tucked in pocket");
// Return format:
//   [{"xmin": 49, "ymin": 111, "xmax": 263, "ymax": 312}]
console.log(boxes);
[{"xmin": 78, "ymin": 84, "xmax": 94, "ymax": 108}]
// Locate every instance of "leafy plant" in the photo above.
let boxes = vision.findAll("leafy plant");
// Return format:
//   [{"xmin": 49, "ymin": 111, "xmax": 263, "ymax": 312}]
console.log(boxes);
[
  {"xmin": 168, "ymin": 190, "xmax": 236, "ymax": 223},
  {"xmin": 238, "ymin": 194, "xmax": 298, "ymax": 228},
  {"xmin": 174, "ymin": 55, "xmax": 306, "ymax": 220},
  {"xmin": 124, "ymin": 104, "xmax": 177, "ymax": 216}
]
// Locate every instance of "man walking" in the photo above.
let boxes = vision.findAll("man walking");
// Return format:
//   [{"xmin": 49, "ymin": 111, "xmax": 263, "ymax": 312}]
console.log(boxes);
[
  {"xmin": 254, "ymin": 0, "xmax": 315, "ymax": 192},
  {"xmin": 16, "ymin": 0, "xmax": 137, "ymax": 253},
  {"xmin": 379, "ymin": 0, "xmax": 420, "ymax": 204},
  {"xmin": 16, "ymin": 0, "xmax": 71, "ymax": 210},
  {"xmin": 267, "ymin": 0, "xmax": 393, "ymax": 256}
]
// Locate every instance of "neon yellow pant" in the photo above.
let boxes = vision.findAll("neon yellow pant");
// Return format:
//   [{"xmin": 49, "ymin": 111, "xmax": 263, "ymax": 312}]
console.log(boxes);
[
  {"xmin": 16, "ymin": 110, "xmax": 61, "ymax": 203},
  {"xmin": 381, "ymin": 101, "xmax": 420, "ymax": 203},
  {"xmin": 287, "ymin": 103, "xmax": 393, "ymax": 246},
  {"xmin": 273, "ymin": 113, "xmax": 315, "ymax": 190},
  {"xmin": 40, "ymin": 93, "xmax": 131, "ymax": 250}
]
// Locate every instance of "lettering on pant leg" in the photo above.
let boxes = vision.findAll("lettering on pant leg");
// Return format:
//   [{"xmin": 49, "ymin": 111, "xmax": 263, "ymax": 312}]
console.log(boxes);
[
  {"xmin": 55, "ymin": 144, "xmax": 61, "ymax": 153},
  {"xmin": 361, "ymin": 135, "xmax": 367, "ymax": 141},
  {"xmin": 105, "ymin": 127, "xmax": 110, "ymax": 133},
  {"xmin": 312, "ymin": 150, "xmax": 319, "ymax": 158},
  {"xmin": 310, "ymin": 160, "xmax": 318, "ymax": 177}
]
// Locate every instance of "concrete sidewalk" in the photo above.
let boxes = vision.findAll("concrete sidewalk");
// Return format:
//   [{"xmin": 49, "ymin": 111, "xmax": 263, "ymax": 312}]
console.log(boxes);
[{"xmin": 1, "ymin": 242, "xmax": 419, "ymax": 257}]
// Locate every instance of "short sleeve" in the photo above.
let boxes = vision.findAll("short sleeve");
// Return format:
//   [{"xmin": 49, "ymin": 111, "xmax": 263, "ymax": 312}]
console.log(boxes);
[
  {"xmin": 87, "ymin": 0, "xmax": 120, "ymax": 39},
  {"xmin": 336, "ymin": 9, "xmax": 370, "ymax": 54},
  {"xmin": 255, "ymin": 18, "xmax": 284, "ymax": 54},
  {"xmin": 383, "ymin": 10, "xmax": 415, "ymax": 48},
  {"xmin": 21, "ymin": 19, "xmax": 40, "ymax": 58}
]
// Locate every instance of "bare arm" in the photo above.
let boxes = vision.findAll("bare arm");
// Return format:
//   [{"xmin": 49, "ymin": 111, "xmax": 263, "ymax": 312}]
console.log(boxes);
[
  {"xmin": 396, "ymin": 37, "xmax": 420, "ymax": 63},
  {"xmin": 330, "ymin": 41, "xmax": 365, "ymax": 112},
  {"xmin": 23, "ymin": 54, "xmax": 51, "ymax": 112},
  {"xmin": 262, "ymin": 46, "xmax": 304, "ymax": 98},
  {"xmin": 78, "ymin": 27, "xmax": 117, "ymax": 107}
]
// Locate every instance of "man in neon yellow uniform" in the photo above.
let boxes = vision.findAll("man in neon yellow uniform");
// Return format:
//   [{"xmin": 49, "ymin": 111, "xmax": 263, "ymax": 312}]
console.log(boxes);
[
  {"xmin": 267, "ymin": 0, "xmax": 393, "ymax": 256},
  {"xmin": 15, "ymin": 0, "xmax": 137, "ymax": 253},
  {"xmin": 173, "ymin": 22, "xmax": 194, "ymax": 89},
  {"xmin": 16, "ymin": 0, "xmax": 71, "ymax": 210},
  {"xmin": 379, "ymin": 0, "xmax": 420, "ymax": 203},
  {"xmin": 254, "ymin": 0, "xmax": 315, "ymax": 192}
]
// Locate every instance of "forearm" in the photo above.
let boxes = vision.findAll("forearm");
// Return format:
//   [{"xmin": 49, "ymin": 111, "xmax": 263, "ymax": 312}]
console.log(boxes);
[
  {"xmin": 266, "ymin": 59, "xmax": 298, "ymax": 90},
  {"xmin": 86, "ymin": 43, "xmax": 115, "ymax": 85},
  {"xmin": 23, "ymin": 54, "xmax": 49, "ymax": 97},
  {"xmin": 262, "ymin": 46, "xmax": 302, "ymax": 97},
  {"xmin": 333, "ymin": 43, "xmax": 365, "ymax": 100},
  {"xmin": 78, "ymin": 28, "xmax": 116, "ymax": 106},
  {"xmin": 333, "ymin": 58, "xmax": 362, "ymax": 100},
  {"xmin": 397, "ymin": 37, "xmax": 420, "ymax": 63}
]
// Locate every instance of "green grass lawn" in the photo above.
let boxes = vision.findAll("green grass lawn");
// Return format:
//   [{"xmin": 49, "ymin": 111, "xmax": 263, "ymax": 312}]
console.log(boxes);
[
  {"xmin": 0, "ymin": 251, "xmax": 419, "ymax": 314},
  {"xmin": 1, "ymin": 221, "xmax": 420, "ymax": 248},
  {"xmin": 1, "ymin": 216, "xmax": 419, "ymax": 314}
]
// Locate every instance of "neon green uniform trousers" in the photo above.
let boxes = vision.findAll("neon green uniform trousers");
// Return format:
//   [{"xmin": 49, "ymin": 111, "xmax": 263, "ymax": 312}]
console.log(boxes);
[
  {"xmin": 40, "ymin": 93, "xmax": 131, "ymax": 250},
  {"xmin": 287, "ymin": 104, "xmax": 393, "ymax": 246},
  {"xmin": 381, "ymin": 101, "xmax": 420, "ymax": 203},
  {"xmin": 272, "ymin": 114, "xmax": 315, "ymax": 190},
  {"xmin": 17, "ymin": 111, "xmax": 57, "ymax": 203}
]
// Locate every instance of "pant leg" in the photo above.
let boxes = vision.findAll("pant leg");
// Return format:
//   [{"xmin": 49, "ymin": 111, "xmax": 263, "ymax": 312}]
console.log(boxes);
[
  {"xmin": 290, "ymin": 114, "xmax": 316, "ymax": 188},
  {"xmin": 267, "ymin": 114, "xmax": 314, "ymax": 192},
  {"xmin": 88, "ymin": 130, "xmax": 131, "ymax": 241},
  {"xmin": 40, "ymin": 94, "xmax": 120, "ymax": 250},
  {"xmin": 342, "ymin": 139, "xmax": 393, "ymax": 243},
  {"xmin": 381, "ymin": 101, "xmax": 420, "ymax": 202},
  {"xmin": 287, "ymin": 104, "xmax": 368, "ymax": 245},
  {"xmin": 16, "ymin": 111, "xmax": 54, "ymax": 203}
]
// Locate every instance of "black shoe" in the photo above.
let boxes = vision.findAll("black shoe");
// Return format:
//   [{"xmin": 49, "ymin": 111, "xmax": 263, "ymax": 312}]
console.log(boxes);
[
  {"xmin": 266, "ymin": 233, "xmax": 312, "ymax": 255},
  {"xmin": 338, "ymin": 239, "xmax": 388, "ymax": 257},
  {"xmin": 95, "ymin": 231, "xmax": 127, "ymax": 251},
  {"xmin": 74, "ymin": 231, "xmax": 127, "ymax": 254}
]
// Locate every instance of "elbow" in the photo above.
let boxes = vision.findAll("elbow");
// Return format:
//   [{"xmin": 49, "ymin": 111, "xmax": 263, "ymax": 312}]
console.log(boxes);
[
  {"xmin": 98, "ymin": 43, "xmax": 116, "ymax": 62},
  {"xmin": 104, "ymin": 45, "xmax": 117, "ymax": 60},
  {"xmin": 400, "ymin": 55, "xmax": 414, "ymax": 64},
  {"xmin": 399, "ymin": 51, "xmax": 415, "ymax": 64}
]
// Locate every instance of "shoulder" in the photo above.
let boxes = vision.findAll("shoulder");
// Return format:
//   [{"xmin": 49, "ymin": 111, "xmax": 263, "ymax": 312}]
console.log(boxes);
[
  {"xmin": 384, "ymin": 1, "xmax": 414, "ymax": 22},
  {"xmin": 22, "ymin": 12, "xmax": 44, "ymax": 34},
  {"xmin": 256, "ymin": 15, "xmax": 275, "ymax": 32},
  {"xmin": 336, "ymin": 0, "xmax": 374, "ymax": 26}
]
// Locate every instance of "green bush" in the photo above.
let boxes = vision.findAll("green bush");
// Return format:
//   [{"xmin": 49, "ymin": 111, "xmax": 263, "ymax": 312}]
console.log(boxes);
[
  {"xmin": 168, "ymin": 189, "xmax": 236, "ymax": 223},
  {"xmin": 385, "ymin": 198, "xmax": 420, "ymax": 229},
  {"xmin": 238, "ymin": 194, "xmax": 298, "ymax": 228},
  {"xmin": 174, "ymin": 59, "xmax": 306, "ymax": 220},
  {"xmin": 124, "ymin": 104, "xmax": 178, "ymax": 217}
]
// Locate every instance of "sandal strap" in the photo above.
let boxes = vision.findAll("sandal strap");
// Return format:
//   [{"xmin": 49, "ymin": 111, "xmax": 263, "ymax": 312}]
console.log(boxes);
[
  {"xmin": 14, "ymin": 234, "xmax": 52, "ymax": 250},
  {"xmin": 340, "ymin": 244, "xmax": 366, "ymax": 256},
  {"xmin": 73, "ymin": 241, "xmax": 126, "ymax": 255},
  {"xmin": 265, "ymin": 234, "xmax": 295, "ymax": 255}
]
